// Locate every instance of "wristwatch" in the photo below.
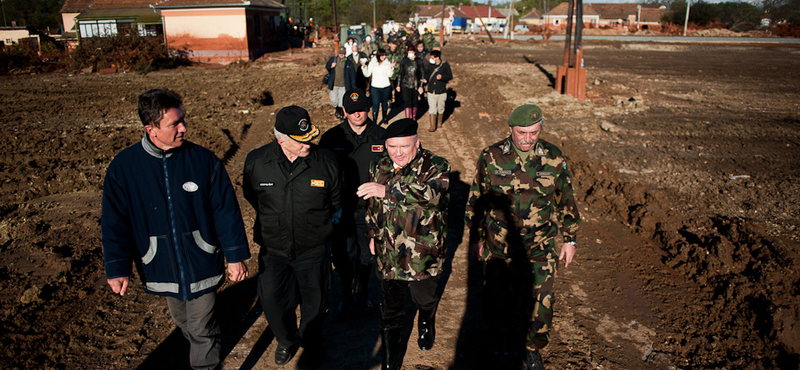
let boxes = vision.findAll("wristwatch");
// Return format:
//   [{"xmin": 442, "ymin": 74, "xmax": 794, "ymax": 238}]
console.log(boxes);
[{"xmin": 566, "ymin": 240, "xmax": 577, "ymax": 247}]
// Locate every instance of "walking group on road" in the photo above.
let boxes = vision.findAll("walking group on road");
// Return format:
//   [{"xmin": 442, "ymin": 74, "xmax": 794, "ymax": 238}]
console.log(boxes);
[{"xmin": 101, "ymin": 47, "xmax": 581, "ymax": 370}]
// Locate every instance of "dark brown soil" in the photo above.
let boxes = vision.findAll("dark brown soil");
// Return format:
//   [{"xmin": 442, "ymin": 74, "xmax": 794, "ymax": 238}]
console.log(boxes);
[{"xmin": 1, "ymin": 36, "xmax": 798, "ymax": 370}]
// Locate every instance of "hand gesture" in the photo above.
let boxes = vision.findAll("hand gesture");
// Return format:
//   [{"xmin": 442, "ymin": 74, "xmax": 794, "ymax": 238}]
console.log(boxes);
[
  {"xmin": 436, "ymin": 74, "xmax": 442, "ymax": 80},
  {"xmin": 421, "ymin": 79, "xmax": 427, "ymax": 84},
  {"xmin": 107, "ymin": 276, "xmax": 130, "ymax": 296},
  {"xmin": 331, "ymin": 62, "xmax": 337, "ymax": 68},
  {"xmin": 560, "ymin": 242, "xmax": 577, "ymax": 268}
]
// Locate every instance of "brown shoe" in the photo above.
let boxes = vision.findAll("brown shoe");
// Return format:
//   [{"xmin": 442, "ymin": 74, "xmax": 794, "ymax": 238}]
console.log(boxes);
[
  {"xmin": 428, "ymin": 114, "xmax": 437, "ymax": 132},
  {"xmin": 437, "ymin": 114, "xmax": 443, "ymax": 128}
]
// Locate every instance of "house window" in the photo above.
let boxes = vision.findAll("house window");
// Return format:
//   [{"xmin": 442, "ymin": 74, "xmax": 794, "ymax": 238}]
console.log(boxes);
[
  {"xmin": 79, "ymin": 19, "xmax": 135, "ymax": 38},
  {"xmin": 138, "ymin": 24, "xmax": 161, "ymax": 37},
  {"xmin": 554, "ymin": 19, "xmax": 560, "ymax": 25}
]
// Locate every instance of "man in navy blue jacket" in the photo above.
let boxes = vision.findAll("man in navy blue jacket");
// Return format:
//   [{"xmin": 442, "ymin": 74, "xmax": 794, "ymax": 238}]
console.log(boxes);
[{"xmin": 102, "ymin": 89, "xmax": 250, "ymax": 370}]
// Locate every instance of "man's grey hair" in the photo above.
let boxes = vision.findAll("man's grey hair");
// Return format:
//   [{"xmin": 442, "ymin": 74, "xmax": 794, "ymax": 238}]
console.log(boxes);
[{"xmin": 274, "ymin": 128, "xmax": 289, "ymax": 141}]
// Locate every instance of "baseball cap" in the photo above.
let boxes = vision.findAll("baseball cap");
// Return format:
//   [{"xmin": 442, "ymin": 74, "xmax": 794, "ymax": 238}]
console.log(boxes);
[
  {"xmin": 275, "ymin": 105, "xmax": 319, "ymax": 143},
  {"xmin": 508, "ymin": 104, "xmax": 544, "ymax": 127},
  {"xmin": 343, "ymin": 88, "xmax": 369, "ymax": 113}
]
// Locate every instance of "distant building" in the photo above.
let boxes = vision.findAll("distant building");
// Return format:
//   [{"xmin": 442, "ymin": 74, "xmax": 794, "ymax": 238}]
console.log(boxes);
[
  {"xmin": 413, "ymin": 4, "xmax": 470, "ymax": 32},
  {"xmin": 542, "ymin": 2, "xmax": 670, "ymax": 30},
  {"xmin": 0, "ymin": 27, "xmax": 35, "ymax": 47},
  {"xmin": 519, "ymin": 9, "xmax": 544, "ymax": 26},
  {"xmin": 60, "ymin": 0, "xmax": 286, "ymax": 63},
  {"xmin": 458, "ymin": 4, "xmax": 508, "ymax": 32}
]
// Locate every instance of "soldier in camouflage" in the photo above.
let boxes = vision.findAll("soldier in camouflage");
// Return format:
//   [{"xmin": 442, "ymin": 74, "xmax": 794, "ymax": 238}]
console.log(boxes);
[
  {"xmin": 466, "ymin": 104, "xmax": 581, "ymax": 370},
  {"xmin": 357, "ymin": 119, "xmax": 450, "ymax": 370},
  {"xmin": 385, "ymin": 37, "xmax": 405, "ymax": 108}
]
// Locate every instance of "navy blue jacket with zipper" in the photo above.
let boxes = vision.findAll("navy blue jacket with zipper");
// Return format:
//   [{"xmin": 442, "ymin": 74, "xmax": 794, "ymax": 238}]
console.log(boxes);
[{"xmin": 102, "ymin": 135, "xmax": 250, "ymax": 301}]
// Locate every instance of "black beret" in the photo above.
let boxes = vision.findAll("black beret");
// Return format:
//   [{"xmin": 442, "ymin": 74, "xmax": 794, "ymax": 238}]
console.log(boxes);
[
  {"xmin": 383, "ymin": 118, "xmax": 418, "ymax": 139},
  {"xmin": 275, "ymin": 105, "xmax": 319, "ymax": 143}
]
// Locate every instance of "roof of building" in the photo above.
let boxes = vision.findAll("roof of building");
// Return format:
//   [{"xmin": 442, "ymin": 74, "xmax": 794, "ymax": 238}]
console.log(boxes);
[
  {"xmin": 62, "ymin": 0, "xmax": 282, "ymax": 13},
  {"xmin": 588, "ymin": 3, "xmax": 639, "ymax": 20},
  {"xmin": 155, "ymin": 0, "xmax": 283, "ymax": 8},
  {"xmin": 432, "ymin": 6, "xmax": 471, "ymax": 19},
  {"xmin": 639, "ymin": 7, "xmax": 671, "ymax": 23},
  {"xmin": 62, "ymin": 0, "xmax": 156, "ymax": 13},
  {"xmin": 544, "ymin": 3, "xmax": 600, "ymax": 16},
  {"xmin": 520, "ymin": 8, "xmax": 543, "ymax": 19},
  {"xmin": 458, "ymin": 5, "xmax": 506, "ymax": 19},
  {"xmin": 494, "ymin": 8, "xmax": 519, "ymax": 18},
  {"xmin": 75, "ymin": 8, "xmax": 162, "ymax": 23}
]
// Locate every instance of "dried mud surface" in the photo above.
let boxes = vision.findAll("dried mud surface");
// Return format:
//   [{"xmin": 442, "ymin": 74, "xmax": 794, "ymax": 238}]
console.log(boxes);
[{"xmin": 1, "ymin": 36, "xmax": 799, "ymax": 370}]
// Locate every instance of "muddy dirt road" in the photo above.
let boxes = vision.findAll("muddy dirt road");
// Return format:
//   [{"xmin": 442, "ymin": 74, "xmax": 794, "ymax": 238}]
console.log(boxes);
[{"xmin": 1, "ymin": 37, "xmax": 798, "ymax": 370}]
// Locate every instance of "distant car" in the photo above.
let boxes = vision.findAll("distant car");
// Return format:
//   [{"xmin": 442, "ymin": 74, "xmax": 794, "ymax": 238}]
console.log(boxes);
[{"xmin": 514, "ymin": 24, "xmax": 529, "ymax": 31}]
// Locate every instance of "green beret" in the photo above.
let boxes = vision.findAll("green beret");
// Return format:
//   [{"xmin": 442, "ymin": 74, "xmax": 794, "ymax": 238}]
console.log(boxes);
[{"xmin": 508, "ymin": 104, "xmax": 543, "ymax": 127}]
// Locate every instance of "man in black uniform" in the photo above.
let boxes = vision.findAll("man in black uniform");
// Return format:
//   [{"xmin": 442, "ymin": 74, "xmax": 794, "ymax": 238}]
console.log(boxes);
[
  {"xmin": 242, "ymin": 106, "xmax": 341, "ymax": 366},
  {"xmin": 319, "ymin": 88, "xmax": 386, "ymax": 316}
]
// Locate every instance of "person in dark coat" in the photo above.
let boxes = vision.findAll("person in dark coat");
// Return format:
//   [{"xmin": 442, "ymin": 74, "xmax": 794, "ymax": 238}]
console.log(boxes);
[
  {"xmin": 242, "ymin": 106, "xmax": 341, "ymax": 366},
  {"xmin": 395, "ymin": 46, "xmax": 423, "ymax": 120},
  {"xmin": 319, "ymin": 88, "xmax": 386, "ymax": 316},
  {"xmin": 327, "ymin": 47, "xmax": 357, "ymax": 119},
  {"xmin": 102, "ymin": 89, "xmax": 250, "ymax": 370},
  {"xmin": 422, "ymin": 50, "xmax": 452, "ymax": 132}
]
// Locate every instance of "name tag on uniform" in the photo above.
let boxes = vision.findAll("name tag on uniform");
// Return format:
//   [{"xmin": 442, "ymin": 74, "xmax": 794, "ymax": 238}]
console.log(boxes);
[
  {"xmin": 310, "ymin": 179, "xmax": 325, "ymax": 187},
  {"xmin": 494, "ymin": 170, "xmax": 512, "ymax": 176},
  {"xmin": 536, "ymin": 172, "xmax": 554, "ymax": 177},
  {"xmin": 371, "ymin": 145, "xmax": 384, "ymax": 152},
  {"xmin": 259, "ymin": 182, "xmax": 274, "ymax": 187}
]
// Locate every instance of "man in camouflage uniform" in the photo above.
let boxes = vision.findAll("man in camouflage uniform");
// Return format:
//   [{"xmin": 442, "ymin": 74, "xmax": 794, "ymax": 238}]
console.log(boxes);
[
  {"xmin": 466, "ymin": 104, "xmax": 580, "ymax": 370},
  {"xmin": 357, "ymin": 119, "xmax": 450, "ymax": 370},
  {"xmin": 385, "ymin": 37, "xmax": 404, "ymax": 108}
]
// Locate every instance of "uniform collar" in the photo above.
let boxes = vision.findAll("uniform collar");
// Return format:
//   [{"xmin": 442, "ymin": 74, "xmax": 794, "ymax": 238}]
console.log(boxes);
[{"xmin": 502, "ymin": 137, "xmax": 546, "ymax": 157}]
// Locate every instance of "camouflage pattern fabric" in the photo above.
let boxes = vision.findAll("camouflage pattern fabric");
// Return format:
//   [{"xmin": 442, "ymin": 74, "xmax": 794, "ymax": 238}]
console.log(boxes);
[
  {"xmin": 366, "ymin": 148, "xmax": 450, "ymax": 281},
  {"xmin": 466, "ymin": 137, "xmax": 580, "ymax": 259},
  {"xmin": 421, "ymin": 32, "xmax": 436, "ymax": 51},
  {"xmin": 386, "ymin": 47, "xmax": 404, "ymax": 81},
  {"xmin": 466, "ymin": 136, "xmax": 580, "ymax": 350}
]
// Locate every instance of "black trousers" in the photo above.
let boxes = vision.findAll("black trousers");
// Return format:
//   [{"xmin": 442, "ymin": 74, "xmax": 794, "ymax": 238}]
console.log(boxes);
[
  {"xmin": 257, "ymin": 247, "xmax": 330, "ymax": 348},
  {"xmin": 380, "ymin": 277, "xmax": 440, "ymax": 329}
]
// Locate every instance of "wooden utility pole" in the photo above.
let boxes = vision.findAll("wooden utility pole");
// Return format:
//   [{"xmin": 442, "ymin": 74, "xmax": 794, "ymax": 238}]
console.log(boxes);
[
  {"xmin": 554, "ymin": 0, "xmax": 585, "ymax": 100},
  {"xmin": 469, "ymin": 0, "xmax": 494, "ymax": 43},
  {"xmin": 440, "ymin": 0, "xmax": 446, "ymax": 46}
]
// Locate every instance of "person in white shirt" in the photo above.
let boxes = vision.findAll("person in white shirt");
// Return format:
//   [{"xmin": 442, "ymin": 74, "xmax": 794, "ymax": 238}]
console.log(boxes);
[{"xmin": 361, "ymin": 48, "xmax": 396, "ymax": 125}]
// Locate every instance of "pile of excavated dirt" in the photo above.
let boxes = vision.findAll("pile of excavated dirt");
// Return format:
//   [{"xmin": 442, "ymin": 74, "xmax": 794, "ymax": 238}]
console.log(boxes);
[{"xmin": 0, "ymin": 36, "xmax": 798, "ymax": 369}]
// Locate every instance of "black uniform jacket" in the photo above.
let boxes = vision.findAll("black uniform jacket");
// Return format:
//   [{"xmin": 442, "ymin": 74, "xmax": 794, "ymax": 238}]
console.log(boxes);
[
  {"xmin": 243, "ymin": 141, "xmax": 341, "ymax": 260},
  {"xmin": 319, "ymin": 119, "xmax": 386, "ymax": 211}
]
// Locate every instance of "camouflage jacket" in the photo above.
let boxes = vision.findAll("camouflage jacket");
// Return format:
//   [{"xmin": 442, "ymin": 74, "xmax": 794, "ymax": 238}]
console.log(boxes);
[
  {"xmin": 466, "ymin": 137, "xmax": 580, "ymax": 260},
  {"xmin": 366, "ymin": 148, "xmax": 450, "ymax": 281},
  {"xmin": 386, "ymin": 48, "xmax": 404, "ymax": 80}
]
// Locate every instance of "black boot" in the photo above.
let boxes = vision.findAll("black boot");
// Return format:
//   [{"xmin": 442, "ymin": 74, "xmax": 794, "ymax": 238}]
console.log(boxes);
[
  {"xmin": 417, "ymin": 306, "xmax": 437, "ymax": 351},
  {"xmin": 524, "ymin": 349, "xmax": 545, "ymax": 370},
  {"xmin": 380, "ymin": 327, "xmax": 403, "ymax": 370},
  {"xmin": 354, "ymin": 264, "xmax": 374, "ymax": 314}
]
